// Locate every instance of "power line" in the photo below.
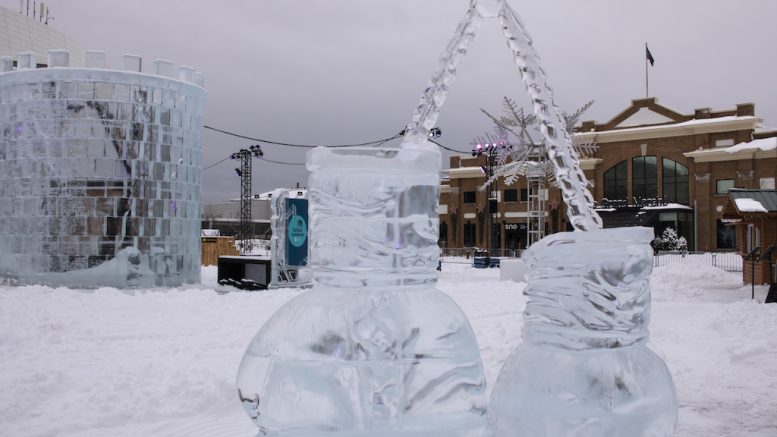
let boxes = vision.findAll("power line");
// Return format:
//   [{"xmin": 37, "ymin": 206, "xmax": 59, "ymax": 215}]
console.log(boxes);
[
  {"xmin": 258, "ymin": 158, "xmax": 305, "ymax": 166},
  {"xmin": 204, "ymin": 125, "xmax": 402, "ymax": 148},
  {"xmin": 201, "ymin": 127, "xmax": 469, "ymax": 170},
  {"xmin": 429, "ymin": 138, "xmax": 469, "ymax": 154},
  {"xmin": 204, "ymin": 155, "xmax": 305, "ymax": 169},
  {"xmin": 203, "ymin": 156, "xmax": 229, "ymax": 170}
]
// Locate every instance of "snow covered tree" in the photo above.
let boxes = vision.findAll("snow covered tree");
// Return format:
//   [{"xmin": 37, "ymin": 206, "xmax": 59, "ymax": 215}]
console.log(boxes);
[{"xmin": 651, "ymin": 227, "xmax": 688, "ymax": 253}]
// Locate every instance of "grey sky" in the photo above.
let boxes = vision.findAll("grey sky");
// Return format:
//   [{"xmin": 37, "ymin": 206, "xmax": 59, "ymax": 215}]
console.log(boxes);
[{"xmin": 4, "ymin": 0, "xmax": 776, "ymax": 204}]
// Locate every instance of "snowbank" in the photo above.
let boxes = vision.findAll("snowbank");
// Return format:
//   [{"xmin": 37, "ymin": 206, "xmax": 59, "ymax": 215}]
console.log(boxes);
[{"xmin": 1, "ymin": 265, "xmax": 775, "ymax": 436}]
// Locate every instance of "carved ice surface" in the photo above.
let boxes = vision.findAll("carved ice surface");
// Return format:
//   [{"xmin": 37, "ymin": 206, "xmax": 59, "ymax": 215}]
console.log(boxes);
[
  {"xmin": 0, "ymin": 65, "xmax": 206, "ymax": 287},
  {"xmin": 497, "ymin": 3, "xmax": 601, "ymax": 232},
  {"xmin": 399, "ymin": 0, "xmax": 600, "ymax": 232},
  {"xmin": 488, "ymin": 227, "xmax": 678, "ymax": 436},
  {"xmin": 237, "ymin": 147, "xmax": 487, "ymax": 436},
  {"xmin": 472, "ymin": 0, "xmax": 505, "ymax": 18}
]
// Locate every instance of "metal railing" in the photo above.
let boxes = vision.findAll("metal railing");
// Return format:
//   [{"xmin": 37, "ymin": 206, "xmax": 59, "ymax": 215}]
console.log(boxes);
[
  {"xmin": 653, "ymin": 251, "xmax": 743, "ymax": 272},
  {"xmin": 440, "ymin": 248, "xmax": 524, "ymax": 265}
]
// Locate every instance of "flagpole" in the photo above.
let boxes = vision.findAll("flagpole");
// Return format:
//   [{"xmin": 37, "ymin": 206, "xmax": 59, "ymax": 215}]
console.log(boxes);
[{"xmin": 645, "ymin": 43, "xmax": 649, "ymax": 98}]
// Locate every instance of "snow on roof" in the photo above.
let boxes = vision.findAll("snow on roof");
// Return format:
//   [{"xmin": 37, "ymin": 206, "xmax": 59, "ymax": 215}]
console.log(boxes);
[
  {"xmin": 575, "ymin": 115, "xmax": 759, "ymax": 142},
  {"xmin": 726, "ymin": 136, "xmax": 777, "ymax": 153},
  {"xmin": 641, "ymin": 203, "xmax": 694, "ymax": 211},
  {"xmin": 734, "ymin": 198, "xmax": 768, "ymax": 213}
]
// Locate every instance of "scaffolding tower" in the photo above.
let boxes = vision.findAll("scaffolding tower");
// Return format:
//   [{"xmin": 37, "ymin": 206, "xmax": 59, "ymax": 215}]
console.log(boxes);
[{"xmin": 230, "ymin": 145, "xmax": 263, "ymax": 254}]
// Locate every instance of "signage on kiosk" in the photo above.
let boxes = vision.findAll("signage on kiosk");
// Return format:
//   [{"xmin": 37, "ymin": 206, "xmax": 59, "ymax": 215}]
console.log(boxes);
[{"xmin": 285, "ymin": 198, "xmax": 308, "ymax": 267}]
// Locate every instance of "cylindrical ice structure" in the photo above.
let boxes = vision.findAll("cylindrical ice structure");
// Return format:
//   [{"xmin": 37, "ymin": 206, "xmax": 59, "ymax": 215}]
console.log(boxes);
[
  {"xmin": 0, "ymin": 54, "xmax": 207, "ymax": 287},
  {"xmin": 488, "ymin": 227, "xmax": 677, "ymax": 436},
  {"xmin": 237, "ymin": 147, "xmax": 487, "ymax": 436}
]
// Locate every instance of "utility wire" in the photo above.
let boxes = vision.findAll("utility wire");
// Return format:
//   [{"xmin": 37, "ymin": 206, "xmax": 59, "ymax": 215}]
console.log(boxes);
[
  {"xmin": 203, "ymin": 155, "xmax": 305, "ymax": 169},
  {"xmin": 429, "ymin": 138, "xmax": 469, "ymax": 154},
  {"xmin": 202, "ymin": 127, "xmax": 469, "ymax": 170},
  {"xmin": 203, "ymin": 157, "xmax": 229, "ymax": 170},
  {"xmin": 258, "ymin": 158, "xmax": 305, "ymax": 166},
  {"xmin": 204, "ymin": 125, "xmax": 402, "ymax": 148}
]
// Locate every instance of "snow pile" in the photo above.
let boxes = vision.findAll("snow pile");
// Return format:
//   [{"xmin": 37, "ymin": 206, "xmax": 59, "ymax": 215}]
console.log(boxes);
[{"xmin": 1, "ymin": 264, "xmax": 775, "ymax": 436}]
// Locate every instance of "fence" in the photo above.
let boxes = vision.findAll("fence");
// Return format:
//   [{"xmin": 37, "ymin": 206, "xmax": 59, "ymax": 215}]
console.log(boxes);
[
  {"xmin": 653, "ymin": 251, "xmax": 743, "ymax": 272},
  {"xmin": 441, "ymin": 248, "xmax": 743, "ymax": 272},
  {"xmin": 440, "ymin": 248, "xmax": 523, "ymax": 265}
]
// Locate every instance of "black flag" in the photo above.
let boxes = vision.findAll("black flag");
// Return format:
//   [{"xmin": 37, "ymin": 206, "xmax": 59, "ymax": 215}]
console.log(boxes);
[{"xmin": 646, "ymin": 45, "xmax": 655, "ymax": 66}]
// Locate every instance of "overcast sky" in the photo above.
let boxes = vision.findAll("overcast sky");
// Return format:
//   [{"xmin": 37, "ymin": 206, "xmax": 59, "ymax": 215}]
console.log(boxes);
[{"xmin": 4, "ymin": 0, "xmax": 776, "ymax": 203}]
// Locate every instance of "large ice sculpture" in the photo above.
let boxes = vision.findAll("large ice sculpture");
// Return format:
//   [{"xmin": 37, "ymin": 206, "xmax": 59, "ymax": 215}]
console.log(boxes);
[
  {"xmin": 237, "ymin": 147, "xmax": 487, "ymax": 436},
  {"xmin": 388, "ymin": 0, "xmax": 676, "ymax": 433},
  {"xmin": 0, "ymin": 50, "xmax": 206, "ymax": 287},
  {"xmin": 478, "ymin": 3, "xmax": 676, "ymax": 436},
  {"xmin": 488, "ymin": 227, "xmax": 678, "ymax": 435}
]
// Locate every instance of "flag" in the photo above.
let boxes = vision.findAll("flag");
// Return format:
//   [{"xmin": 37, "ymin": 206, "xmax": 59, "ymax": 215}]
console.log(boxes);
[{"xmin": 646, "ymin": 45, "xmax": 655, "ymax": 66}]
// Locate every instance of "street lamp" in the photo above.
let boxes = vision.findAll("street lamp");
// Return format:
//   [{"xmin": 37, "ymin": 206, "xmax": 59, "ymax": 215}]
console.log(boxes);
[
  {"xmin": 472, "ymin": 141, "xmax": 510, "ymax": 261},
  {"xmin": 229, "ymin": 145, "xmax": 264, "ymax": 254}
]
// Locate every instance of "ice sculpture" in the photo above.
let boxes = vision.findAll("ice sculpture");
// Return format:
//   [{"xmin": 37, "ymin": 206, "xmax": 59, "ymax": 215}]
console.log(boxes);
[
  {"xmin": 0, "ymin": 50, "xmax": 206, "ymax": 287},
  {"xmin": 237, "ymin": 147, "xmax": 486, "ymax": 435},
  {"xmin": 237, "ymin": 0, "xmax": 676, "ymax": 434},
  {"xmin": 488, "ymin": 227, "xmax": 678, "ymax": 435},
  {"xmin": 485, "ymin": 3, "xmax": 676, "ymax": 436},
  {"xmin": 395, "ymin": 0, "xmax": 677, "ymax": 434}
]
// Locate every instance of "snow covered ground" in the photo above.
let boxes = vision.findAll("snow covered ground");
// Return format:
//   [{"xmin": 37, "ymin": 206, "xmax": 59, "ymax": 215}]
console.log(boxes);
[{"xmin": 1, "ymin": 262, "xmax": 775, "ymax": 436}]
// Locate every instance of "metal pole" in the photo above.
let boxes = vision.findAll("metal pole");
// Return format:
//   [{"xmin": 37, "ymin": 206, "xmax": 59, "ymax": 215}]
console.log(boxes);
[
  {"xmin": 693, "ymin": 199, "xmax": 698, "ymax": 251},
  {"xmin": 485, "ymin": 150, "xmax": 492, "ymax": 263},
  {"xmin": 752, "ymin": 258, "xmax": 755, "ymax": 300},
  {"xmin": 490, "ymin": 149, "xmax": 497, "ymax": 259},
  {"xmin": 645, "ymin": 43, "xmax": 649, "ymax": 98}
]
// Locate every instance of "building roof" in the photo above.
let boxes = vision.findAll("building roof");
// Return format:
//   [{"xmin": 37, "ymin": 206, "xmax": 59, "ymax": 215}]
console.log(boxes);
[
  {"xmin": 728, "ymin": 189, "xmax": 777, "ymax": 213},
  {"xmin": 574, "ymin": 97, "xmax": 760, "ymax": 144},
  {"xmin": 0, "ymin": 6, "xmax": 85, "ymax": 67},
  {"xmin": 575, "ymin": 115, "xmax": 759, "ymax": 143}
]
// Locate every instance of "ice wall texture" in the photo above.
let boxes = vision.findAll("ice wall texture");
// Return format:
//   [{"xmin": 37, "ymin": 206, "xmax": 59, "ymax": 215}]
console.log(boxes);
[{"xmin": 0, "ymin": 58, "xmax": 206, "ymax": 287}]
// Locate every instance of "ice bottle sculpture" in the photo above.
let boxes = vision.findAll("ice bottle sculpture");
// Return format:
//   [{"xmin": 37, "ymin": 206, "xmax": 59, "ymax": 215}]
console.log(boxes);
[
  {"xmin": 236, "ymin": 147, "xmax": 487, "ymax": 436},
  {"xmin": 488, "ymin": 227, "xmax": 678, "ymax": 436}
]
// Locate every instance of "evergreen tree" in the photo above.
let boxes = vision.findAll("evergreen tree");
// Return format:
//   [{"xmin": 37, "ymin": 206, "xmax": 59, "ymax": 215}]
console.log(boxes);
[{"xmin": 651, "ymin": 227, "xmax": 688, "ymax": 252}]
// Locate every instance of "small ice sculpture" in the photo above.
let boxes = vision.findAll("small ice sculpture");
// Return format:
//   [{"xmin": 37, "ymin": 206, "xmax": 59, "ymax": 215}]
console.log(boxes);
[
  {"xmin": 488, "ymin": 227, "xmax": 678, "ymax": 435},
  {"xmin": 237, "ymin": 147, "xmax": 486, "ymax": 435}
]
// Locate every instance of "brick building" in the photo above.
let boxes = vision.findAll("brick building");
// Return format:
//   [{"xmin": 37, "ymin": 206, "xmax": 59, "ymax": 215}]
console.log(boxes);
[{"xmin": 440, "ymin": 98, "xmax": 777, "ymax": 252}]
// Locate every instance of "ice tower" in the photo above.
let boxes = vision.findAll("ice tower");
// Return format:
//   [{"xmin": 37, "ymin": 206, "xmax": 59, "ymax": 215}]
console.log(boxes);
[{"xmin": 0, "ymin": 50, "xmax": 206, "ymax": 287}]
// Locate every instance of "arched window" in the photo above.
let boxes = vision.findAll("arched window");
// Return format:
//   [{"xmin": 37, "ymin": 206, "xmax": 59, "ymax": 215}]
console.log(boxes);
[
  {"xmin": 603, "ymin": 160, "xmax": 628, "ymax": 201},
  {"xmin": 662, "ymin": 158, "xmax": 689, "ymax": 205},
  {"xmin": 632, "ymin": 156, "xmax": 657, "ymax": 201}
]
